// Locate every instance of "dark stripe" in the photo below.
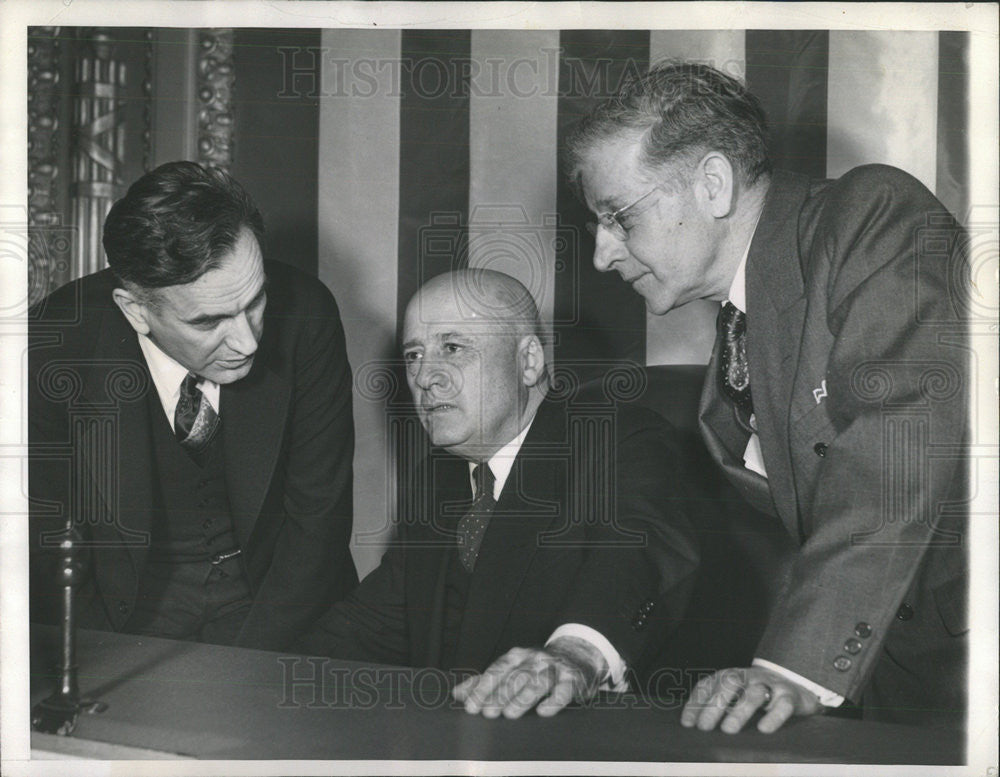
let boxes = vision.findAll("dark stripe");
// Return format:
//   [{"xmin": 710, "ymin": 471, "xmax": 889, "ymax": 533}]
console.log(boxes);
[
  {"xmin": 745, "ymin": 31, "xmax": 829, "ymax": 179},
  {"xmin": 232, "ymin": 29, "xmax": 321, "ymax": 276},
  {"xmin": 396, "ymin": 30, "xmax": 472, "ymax": 334},
  {"xmin": 936, "ymin": 31, "xmax": 969, "ymax": 222},
  {"xmin": 554, "ymin": 30, "xmax": 650, "ymax": 377}
]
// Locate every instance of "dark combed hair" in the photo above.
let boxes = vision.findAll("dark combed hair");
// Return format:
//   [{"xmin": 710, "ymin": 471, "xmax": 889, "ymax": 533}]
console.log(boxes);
[
  {"xmin": 564, "ymin": 61, "xmax": 772, "ymax": 191},
  {"xmin": 102, "ymin": 161, "xmax": 265, "ymax": 290}
]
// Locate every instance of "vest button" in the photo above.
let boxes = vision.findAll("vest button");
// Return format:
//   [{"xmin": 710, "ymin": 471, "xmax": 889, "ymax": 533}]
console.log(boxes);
[
  {"xmin": 843, "ymin": 638, "xmax": 862, "ymax": 655},
  {"xmin": 854, "ymin": 622, "xmax": 872, "ymax": 638},
  {"xmin": 813, "ymin": 442, "xmax": 828, "ymax": 457},
  {"xmin": 833, "ymin": 656, "xmax": 852, "ymax": 672},
  {"xmin": 202, "ymin": 518, "xmax": 214, "ymax": 529},
  {"xmin": 896, "ymin": 603, "xmax": 914, "ymax": 621},
  {"xmin": 117, "ymin": 600, "xmax": 129, "ymax": 615}
]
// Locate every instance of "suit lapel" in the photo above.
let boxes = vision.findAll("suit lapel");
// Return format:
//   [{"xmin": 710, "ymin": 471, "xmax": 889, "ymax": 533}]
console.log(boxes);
[
  {"xmin": 221, "ymin": 349, "xmax": 290, "ymax": 551},
  {"xmin": 453, "ymin": 400, "xmax": 562, "ymax": 668},
  {"xmin": 80, "ymin": 301, "xmax": 155, "ymax": 578},
  {"xmin": 744, "ymin": 170, "xmax": 812, "ymax": 536},
  {"xmin": 698, "ymin": 342, "xmax": 777, "ymax": 518},
  {"xmin": 406, "ymin": 454, "xmax": 468, "ymax": 667}
]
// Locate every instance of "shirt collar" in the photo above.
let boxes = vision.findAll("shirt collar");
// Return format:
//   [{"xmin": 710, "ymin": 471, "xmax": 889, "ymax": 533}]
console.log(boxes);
[
  {"xmin": 725, "ymin": 213, "xmax": 763, "ymax": 314},
  {"xmin": 468, "ymin": 409, "xmax": 538, "ymax": 501},
  {"xmin": 136, "ymin": 333, "xmax": 220, "ymax": 429}
]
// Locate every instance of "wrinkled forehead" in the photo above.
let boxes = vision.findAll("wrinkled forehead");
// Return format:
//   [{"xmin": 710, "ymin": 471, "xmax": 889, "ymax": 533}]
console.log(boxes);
[{"xmin": 577, "ymin": 131, "xmax": 658, "ymax": 211}]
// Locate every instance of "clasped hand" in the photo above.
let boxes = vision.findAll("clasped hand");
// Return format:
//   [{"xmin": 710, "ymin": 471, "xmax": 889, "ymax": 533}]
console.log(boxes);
[{"xmin": 453, "ymin": 636, "xmax": 607, "ymax": 719}]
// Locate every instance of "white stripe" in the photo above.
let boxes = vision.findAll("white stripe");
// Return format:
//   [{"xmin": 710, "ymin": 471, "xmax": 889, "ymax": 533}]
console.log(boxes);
[
  {"xmin": 468, "ymin": 30, "xmax": 559, "ymax": 346},
  {"xmin": 646, "ymin": 31, "xmax": 745, "ymax": 366},
  {"xmin": 318, "ymin": 29, "xmax": 401, "ymax": 576},
  {"xmin": 827, "ymin": 31, "xmax": 939, "ymax": 191},
  {"xmin": 649, "ymin": 29, "xmax": 746, "ymax": 82}
]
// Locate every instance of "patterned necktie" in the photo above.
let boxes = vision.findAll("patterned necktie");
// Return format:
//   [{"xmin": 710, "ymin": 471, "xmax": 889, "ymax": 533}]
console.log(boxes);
[
  {"xmin": 718, "ymin": 302, "xmax": 754, "ymax": 418},
  {"xmin": 457, "ymin": 464, "xmax": 496, "ymax": 573},
  {"xmin": 174, "ymin": 373, "xmax": 220, "ymax": 455}
]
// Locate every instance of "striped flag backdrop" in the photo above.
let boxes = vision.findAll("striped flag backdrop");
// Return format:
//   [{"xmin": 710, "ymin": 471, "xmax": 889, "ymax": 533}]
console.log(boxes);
[{"xmin": 314, "ymin": 29, "xmax": 970, "ymax": 573}]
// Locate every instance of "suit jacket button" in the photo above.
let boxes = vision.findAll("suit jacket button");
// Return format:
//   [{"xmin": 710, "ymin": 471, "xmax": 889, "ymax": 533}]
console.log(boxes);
[
  {"xmin": 642, "ymin": 601, "xmax": 655, "ymax": 614},
  {"xmin": 844, "ymin": 638, "xmax": 862, "ymax": 654},
  {"xmin": 854, "ymin": 622, "xmax": 872, "ymax": 638},
  {"xmin": 833, "ymin": 656, "xmax": 852, "ymax": 672},
  {"xmin": 813, "ymin": 442, "xmax": 828, "ymax": 457},
  {"xmin": 118, "ymin": 600, "xmax": 129, "ymax": 615},
  {"xmin": 896, "ymin": 603, "xmax": 914, "ymax": 621}
]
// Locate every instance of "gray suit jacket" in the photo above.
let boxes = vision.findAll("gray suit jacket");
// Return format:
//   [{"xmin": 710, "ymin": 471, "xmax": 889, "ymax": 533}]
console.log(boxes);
[{"xmin": 700, "ymin": 165, "xmax": 968, "ymax": 722}]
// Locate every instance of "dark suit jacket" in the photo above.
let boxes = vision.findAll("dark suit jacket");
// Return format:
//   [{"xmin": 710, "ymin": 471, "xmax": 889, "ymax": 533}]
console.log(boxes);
[
  {"xmin": 297, "ymin": 396, "xmax": 699, "ymax": 678},
  {"xmin": 699, "ymin": 165, "xmax": 968, "ymax": 720},
  {"xmin": 29, "ymin": 260, "xmax": 358, "ymax": 651}
]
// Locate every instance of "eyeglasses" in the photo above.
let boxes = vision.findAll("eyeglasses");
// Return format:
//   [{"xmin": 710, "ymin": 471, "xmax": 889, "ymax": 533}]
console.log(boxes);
[{"xmin": 587, "ymin": 185, "xmax": 663, "ymax": 241}]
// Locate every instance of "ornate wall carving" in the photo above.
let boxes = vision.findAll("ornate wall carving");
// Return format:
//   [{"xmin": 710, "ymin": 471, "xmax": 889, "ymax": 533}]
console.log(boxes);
[
  {"xmin": 142, "ymin": 30, "xmax": 154, "ymax": 173},
  {"xmin": 27, "ymin": 27, "xmax": 69, "ymax": 305},
  {"xmin": 197, "ymin": 29, "xmax": 235, "ymax": 171},
  {"xmin": 71, "ymin": 28, "xmax": 125, "ymax": 278}
]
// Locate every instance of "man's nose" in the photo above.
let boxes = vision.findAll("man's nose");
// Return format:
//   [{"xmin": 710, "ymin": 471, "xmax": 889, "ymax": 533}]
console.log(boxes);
[
  {"xmin": 413, "ymin": 358, "xmax": 448, "ymax": 391},
  {"xmin": 227, "ymin": 312, "xmax": 260, "ymax": 356},
  {"xmin": 592, "ymin": 225, "xmax": 629, "ymax": 272}
]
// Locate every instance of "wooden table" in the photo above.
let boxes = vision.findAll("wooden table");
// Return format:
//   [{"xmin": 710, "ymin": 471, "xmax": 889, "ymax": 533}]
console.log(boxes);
[{"xmin": 29, "ymin": 626, "xmax": 963, "ymax": 764}]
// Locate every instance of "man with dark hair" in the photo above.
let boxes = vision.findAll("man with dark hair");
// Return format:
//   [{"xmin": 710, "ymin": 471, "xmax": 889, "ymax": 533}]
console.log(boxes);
[
  {"xmin": 567, "ymin": 62, "xmax": 968, "ymax": 731},
  {"xmin": 29, "ymin": 161, "xmax": 357, "ymax": 650},
  {"xmin": 297, "ymin": 269, "xmax": 699, "ymax": 718}
]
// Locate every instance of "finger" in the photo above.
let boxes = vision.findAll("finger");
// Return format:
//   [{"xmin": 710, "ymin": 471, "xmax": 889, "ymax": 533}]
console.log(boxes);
[
  {"xmin": 720, "ymin": 684, "xmax": 770, "ymax": 734},
  {"xmin": 479, "ymin": 664, "xmax": 540, "ymax": 719},
  {"xmin": 499, "ymin": 669, "xmax": 559, "ymax": 719},
  {"xmin": 451, "ymin": 673, "xmax": 478, "ymax": 701},
  {"xmin": 535, "ymin": 675, "xmax": 577, "ymax": 717},
  {"xmin": 680, "ymin": 674, "xmax": 720, "ymax": 727},
  {"xmin": 694, "ymin": 672, "xmax": 746, "ymax": 732},
  {"xmin": 757, "ymin": 694, "xmax": 796, "ymax": 734},
  {"xmin": 698, "ymin": 685, "xmax": 739, "ymax": 731},
  {"xmin": 463, "ymin": 650, "xmax": 527, "ymax": 711}
]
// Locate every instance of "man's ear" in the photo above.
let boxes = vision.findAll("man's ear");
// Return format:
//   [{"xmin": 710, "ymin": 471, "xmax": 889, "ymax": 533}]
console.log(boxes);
[
  {"xmin": 111, "ymin": 287, "xmax": 152, "ymax": 336},
  {"xmin": 697, "ymin": 152, "xmax": 735, "ymax": 219},
  {"xmin": 518, "ymin": 335, "xmax": 545, "ymax": 388}
]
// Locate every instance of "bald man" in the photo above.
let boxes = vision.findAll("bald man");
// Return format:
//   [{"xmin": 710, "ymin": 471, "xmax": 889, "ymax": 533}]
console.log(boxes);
[{"xmin": 296, "ymin": 269, "xmax": 699, "ymax": 718}]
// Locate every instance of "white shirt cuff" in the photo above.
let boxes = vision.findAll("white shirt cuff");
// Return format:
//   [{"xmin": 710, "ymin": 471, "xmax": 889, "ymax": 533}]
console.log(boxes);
[
  {"xmin": 547, "ymin": 624, "xmax": 628, "ymax": 692},
  {"xmin": 752, "ymin": 658, "xmax": 845, "ymax": 707}
]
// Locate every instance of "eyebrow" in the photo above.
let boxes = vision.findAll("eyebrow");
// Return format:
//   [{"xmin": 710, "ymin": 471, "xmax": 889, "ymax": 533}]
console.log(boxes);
[
  {"xmin": 182, "ymin": 277, "xmax": 269, "ymax": 326},
  {"xmin": 400, "ymin": 331, "xmax": 474, "ymax": 351}
]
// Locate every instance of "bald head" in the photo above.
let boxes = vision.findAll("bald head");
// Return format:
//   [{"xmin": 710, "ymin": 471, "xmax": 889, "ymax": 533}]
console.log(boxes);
[
  {"xmin": 407, "ymin": 269, "xmax": 543, "ymax": 340},
  {"xmin": 401, "ymin": 270, "xmax": 548, "ymax": 461}
]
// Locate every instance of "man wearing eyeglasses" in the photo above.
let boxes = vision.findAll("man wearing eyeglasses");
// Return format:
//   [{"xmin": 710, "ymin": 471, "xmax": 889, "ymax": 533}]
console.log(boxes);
[{"xmin": 565, "ymin": 62, "xmax": 968, "ymax": 733}]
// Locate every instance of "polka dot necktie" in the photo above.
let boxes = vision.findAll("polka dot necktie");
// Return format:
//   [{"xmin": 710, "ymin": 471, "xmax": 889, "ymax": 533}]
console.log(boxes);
[
  {"xmin": 457, "ymin": 463, "xmax": 496, "ymax": 572},
  {"xmin": 718, "ymin": 301, "xmax": 754, "ymax": 418},
  {"xmin": 174, "ymin": 373, "xmax": 221, "ymax": 456}
]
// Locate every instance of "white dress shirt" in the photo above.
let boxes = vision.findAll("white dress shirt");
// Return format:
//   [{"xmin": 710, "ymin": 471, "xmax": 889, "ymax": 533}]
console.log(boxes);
[
  {"xmin": 137, "ymin": 334, "xmax": 220, "ymax": 431},
  {"xmin": 470, "ymin": 411, "xmax": 629, "ymax": 691},
  {"xmin": 727, "ymin": 240, "xmax": 845, "ymax": 708}
]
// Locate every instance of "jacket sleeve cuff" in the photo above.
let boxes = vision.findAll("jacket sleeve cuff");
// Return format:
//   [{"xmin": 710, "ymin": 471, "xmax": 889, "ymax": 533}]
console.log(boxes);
[
  {"xmin": 547, "ymin": 623, "xmax": 628, "ymax": 691},
  {"xmin": 752, "ymin": 657, "xmax": 845, "ymax": 707}
]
